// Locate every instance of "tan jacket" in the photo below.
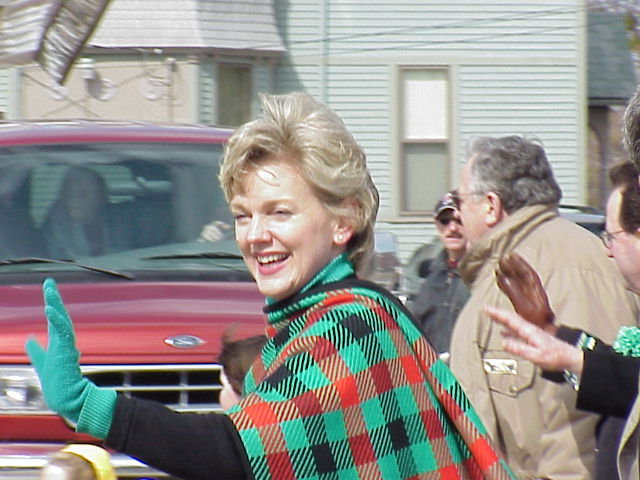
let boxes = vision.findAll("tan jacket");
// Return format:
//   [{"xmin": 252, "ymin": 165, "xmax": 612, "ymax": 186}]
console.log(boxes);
[
  {"xmin": 617, "ymin": 377, "xmax": 640, "ymax": 479},
  {"xmin": 450, "ymin": 205, "xmax": 639, "ymax": 479}
]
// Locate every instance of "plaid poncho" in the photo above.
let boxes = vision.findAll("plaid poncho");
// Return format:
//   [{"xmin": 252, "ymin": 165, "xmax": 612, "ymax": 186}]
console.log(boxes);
[{"xmin": 228, "ymin": 254, "xmax": 513, "ymax": 480}]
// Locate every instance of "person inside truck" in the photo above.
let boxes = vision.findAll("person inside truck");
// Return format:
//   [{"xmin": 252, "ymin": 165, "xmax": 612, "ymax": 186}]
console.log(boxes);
[
  {"xmin": 26, "ymin": 92, "xmax": 514, "ymax": 480},
  {"xmin": 42, "ymin": 167, "xmax": 111, "ymax": 259}
]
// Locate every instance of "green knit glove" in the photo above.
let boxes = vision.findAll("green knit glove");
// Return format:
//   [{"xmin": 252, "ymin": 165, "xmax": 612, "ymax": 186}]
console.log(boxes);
[{"xmin": 25, "ymin": 278, "xmax": 117, "ymax": 439}]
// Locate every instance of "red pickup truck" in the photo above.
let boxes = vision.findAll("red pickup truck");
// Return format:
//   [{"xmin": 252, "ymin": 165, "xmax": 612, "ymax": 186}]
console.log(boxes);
[{"xmin": 0, "ymin": 120, "xmax": 267, "ymax": 479}]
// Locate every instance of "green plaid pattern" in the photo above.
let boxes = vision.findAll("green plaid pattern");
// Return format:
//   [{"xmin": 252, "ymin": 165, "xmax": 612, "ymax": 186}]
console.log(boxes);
[{"xmin": 228, "ymin": 254, "xmax": 514, "ymax": 480}]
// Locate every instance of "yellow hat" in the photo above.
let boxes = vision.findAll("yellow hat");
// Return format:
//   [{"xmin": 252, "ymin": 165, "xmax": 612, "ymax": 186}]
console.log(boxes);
[{"xmin": 60, "ymin": 444, "xmax": 116, "ymax": 480}]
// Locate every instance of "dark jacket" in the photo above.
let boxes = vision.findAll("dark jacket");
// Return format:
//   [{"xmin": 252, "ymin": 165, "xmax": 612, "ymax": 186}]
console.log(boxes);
[
  {"xmin": 407, "ymin": 248, "xmax": 469, "ymax": 353},
  {"xmin": 552, "ymin": 326, "xmax": 639, "ymax": 418},
  {"xmin": 551, "ymin": 326, "xmax": 640, "ymax": 480}
]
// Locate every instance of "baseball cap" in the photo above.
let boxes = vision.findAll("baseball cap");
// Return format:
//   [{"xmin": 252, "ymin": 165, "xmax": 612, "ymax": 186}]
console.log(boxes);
[
  {"xmin": 434, "ymin": 191, "xmax": 458, "ymax": 218},
  {"xmin": 60, "ymin": 444, "xmax": 116, "ymax": 480}
]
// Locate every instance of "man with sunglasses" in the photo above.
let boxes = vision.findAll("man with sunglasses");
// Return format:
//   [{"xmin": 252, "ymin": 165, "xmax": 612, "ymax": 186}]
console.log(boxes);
[
  {"xmin": 485, "ymin": 161, "xmax": 640, "ymax": 479},
  {"xmin": 448, "ymin": 135, "xmax": 639, "ymax": 479},
  {"xmin": 407, "ymin": 191, "xmax": 469, "ymax": 356},
  {"xmin": 484, "ymin": 82, "xmax": 640, "ymax": 479}
]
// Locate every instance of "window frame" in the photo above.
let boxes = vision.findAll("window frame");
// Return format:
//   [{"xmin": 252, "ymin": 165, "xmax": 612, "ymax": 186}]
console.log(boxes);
[
  {"xmin": 216, "ymin": 62, "xmax": 254, "ymax": 127},
  {"xmin": 395, "ymin": 65, "xmax": 453, "ymax": 218}
]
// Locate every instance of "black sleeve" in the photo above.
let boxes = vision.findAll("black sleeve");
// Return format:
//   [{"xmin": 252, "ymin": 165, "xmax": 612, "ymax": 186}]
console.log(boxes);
[
  {"xmin": 576, "ymin": 348, "xmax": 640, "ymax": 418},
  {"xmin": 554, "ymin": 325, "xmax": 585, "ymax": 344},
  {"xmin": 105, "ymin": 396, "xmax": 253, "ymax": 480}
]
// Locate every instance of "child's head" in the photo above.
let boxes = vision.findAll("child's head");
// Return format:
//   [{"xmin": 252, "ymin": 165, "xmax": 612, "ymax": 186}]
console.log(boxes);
[
  {"xmin": 218, "ymin": 331, "xmax": 267, "ymax": 409},
  {"xmin": 40, "ymin": 444, "xmax": 115, "ymax": 480}
]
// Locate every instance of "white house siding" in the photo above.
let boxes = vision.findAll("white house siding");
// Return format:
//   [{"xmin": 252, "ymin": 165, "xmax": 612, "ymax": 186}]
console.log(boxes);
[
  {"xmin": 273, "ymin": 0, "xmax": 585, "ymax": 262},
  {"xmin": 0, "ymin": 69, "xmax": 9, "ymax": 117},
  {"xmin": 458, "ymin": 64, "xmax": 583, "ymax": 203},
  {"xmin": 274, "ymin": 64, "xmax": 322, "ymax": 97},
  {"xmin": 90, "ymin": 0, "xmax": 285, "ymax": 52},
  {"xmin": 253, "ymin": 61, "xmax": 275, "ymax": 113},
  {"xmin": 273, "ymin": 0, "xmax": 329, "ymax": 97},
  {"xmin": 323, "ymin": 65, "xmax": 391, "ymax": 213}
]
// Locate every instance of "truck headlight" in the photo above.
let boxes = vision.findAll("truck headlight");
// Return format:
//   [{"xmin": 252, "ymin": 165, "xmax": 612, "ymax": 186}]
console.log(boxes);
[{"xmin": 0, "ymin": 367, "xmax": 49, "ymax": 413}]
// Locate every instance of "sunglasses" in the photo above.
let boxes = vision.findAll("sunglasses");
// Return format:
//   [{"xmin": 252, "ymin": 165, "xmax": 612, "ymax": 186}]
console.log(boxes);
[{"xmin": 438, "ymin": 216, "xmax": 462, "ymax": 226}]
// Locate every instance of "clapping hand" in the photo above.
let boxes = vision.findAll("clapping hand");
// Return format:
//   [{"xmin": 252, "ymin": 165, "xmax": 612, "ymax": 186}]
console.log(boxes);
[
  {"xmin": 483, "ymin": 305, "xmax": 583, "ymax": 374},
  {"xmin": 486, "ymin": 253, "xmax": 584, "ymax": 375},
  {"xmin": 495, "ymin": 253, "xmax": 557, "ymax": 335}
]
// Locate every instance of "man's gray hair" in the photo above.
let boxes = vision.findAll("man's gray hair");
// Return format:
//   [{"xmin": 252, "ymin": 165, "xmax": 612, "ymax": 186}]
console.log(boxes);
[
  {"xmin": 623, "ymin": 83, "xmax": 640, "ymax": 171},
  {"xmin": 466, "ymin": 135, "xmax": 562, "ymax": 214}
]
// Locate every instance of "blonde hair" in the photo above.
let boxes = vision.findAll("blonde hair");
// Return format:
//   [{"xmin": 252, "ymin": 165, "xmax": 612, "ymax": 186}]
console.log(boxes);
[{"xmin": 219, "ymin": 92, "xmax": 379, "ymax": 269}]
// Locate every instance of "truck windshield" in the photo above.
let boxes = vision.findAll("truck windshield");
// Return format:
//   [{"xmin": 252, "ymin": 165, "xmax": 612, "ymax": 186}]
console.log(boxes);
[{"xmin": 0, "ymin": 142, "xmax": 236, "ymax": 266}]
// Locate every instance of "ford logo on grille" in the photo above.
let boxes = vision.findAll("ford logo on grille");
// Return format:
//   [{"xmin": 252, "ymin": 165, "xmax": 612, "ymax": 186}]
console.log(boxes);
[{"xmin": 164, "ymin": 335, "xmax": 206, "ymax": 349}]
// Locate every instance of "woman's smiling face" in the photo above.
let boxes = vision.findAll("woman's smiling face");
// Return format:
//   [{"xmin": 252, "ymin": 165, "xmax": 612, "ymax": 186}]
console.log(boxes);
[{"xmin": 230, "ymin": 156, "xmax": 351, "ymax": 301}]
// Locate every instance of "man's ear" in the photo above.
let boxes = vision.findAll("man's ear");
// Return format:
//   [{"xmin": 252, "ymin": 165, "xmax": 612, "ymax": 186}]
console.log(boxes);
[{"xmin": 484, "ymin": 191, "xmax": 504, "ymax": 227}]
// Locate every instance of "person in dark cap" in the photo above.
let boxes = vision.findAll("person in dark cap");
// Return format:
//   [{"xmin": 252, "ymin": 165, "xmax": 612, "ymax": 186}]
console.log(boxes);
[{"xmin": 407, "ymin": 190, "xmax": 469, "ymax": 356}]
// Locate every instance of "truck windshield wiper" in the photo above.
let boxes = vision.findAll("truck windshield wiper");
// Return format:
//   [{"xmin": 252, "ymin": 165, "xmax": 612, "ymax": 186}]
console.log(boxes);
[
  {"xmin": 0, "ymin": 257, "xmax": 135, "ymax": 280},
  {"xmin": 142, "ymin": 252, "xmax": 244, "ymax": 260}
]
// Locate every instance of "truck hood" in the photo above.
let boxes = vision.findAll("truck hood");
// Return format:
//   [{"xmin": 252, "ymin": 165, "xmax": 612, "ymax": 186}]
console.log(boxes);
[{"xmin": 0, "ymin": 281, "xmax": 267, "ymax": 364}]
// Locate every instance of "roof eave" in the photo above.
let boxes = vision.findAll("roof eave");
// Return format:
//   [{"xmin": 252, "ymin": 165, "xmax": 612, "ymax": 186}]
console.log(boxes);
[{"xmin": 83, "ymin": 45, "xmax": 285, "ymax": 58}]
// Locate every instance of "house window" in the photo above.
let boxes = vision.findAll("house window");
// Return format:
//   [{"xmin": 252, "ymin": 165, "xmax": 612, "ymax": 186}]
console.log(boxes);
[
  {"xmin": 217, "ymin": 64, "xmax": 252, "ymax": 127},
  {"xmin": 400, "ymin": 68, "xmax": 449, "ymax": 213}
]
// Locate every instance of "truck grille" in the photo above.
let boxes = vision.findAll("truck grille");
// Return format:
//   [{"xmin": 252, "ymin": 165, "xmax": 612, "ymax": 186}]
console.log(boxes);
[{"xmin": 82, "ymin": 364, "xmax": 223, "ymax": 413}]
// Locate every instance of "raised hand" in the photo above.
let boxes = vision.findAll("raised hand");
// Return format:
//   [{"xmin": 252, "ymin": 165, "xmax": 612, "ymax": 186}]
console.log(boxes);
[
  {"xmin": 495, "ymin": 253, "xmax": 557, "ymax": 335},
  {"xmin": 25, "ymin": 278, "xmax": 116, "ymax": 439},
  {"xmin": 484, "ymin": 305, "xmax": 583, "ymax": 376}
]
